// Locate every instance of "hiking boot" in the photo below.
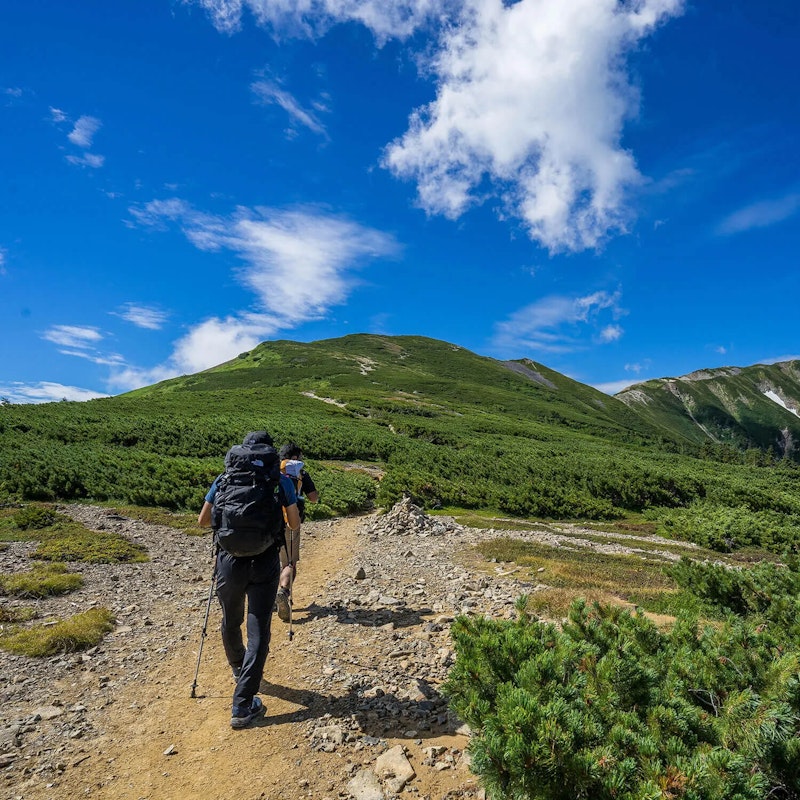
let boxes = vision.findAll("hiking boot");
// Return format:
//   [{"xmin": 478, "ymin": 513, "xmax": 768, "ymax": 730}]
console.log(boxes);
[
  {"xmin": 230, "ymin": 696, "xmax": 265, "ymax": 729},
  {"xmin": 276, "ymin": 587, "xmax": 291, "ymax": 623}
]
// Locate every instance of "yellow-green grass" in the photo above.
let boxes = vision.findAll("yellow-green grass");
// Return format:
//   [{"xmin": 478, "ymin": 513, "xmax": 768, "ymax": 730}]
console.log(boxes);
[
  {"xmin": 0, "ymin": 607, "xmax": 115, "ymax": 657},
  {"xmin": 0, "ymin": 604, "xmax": 36, "ymax": 623},
  {"xmin": 472, "ymin": 537, "xmax": 711, "ymax": 622},
  {"xmin": 0, "ymin": 563, "xmax": 83, "ymax": 597},
  {"xmin": 96, "ymin": 503, "xmax": 206, "ymax": 537},
  {"xmin": 0, "ymin": 503, "xmax": 148, "ymax": 563},
  {"xmin": 32, "ymin": 525, "xmax": 148, "ymax": 563}
]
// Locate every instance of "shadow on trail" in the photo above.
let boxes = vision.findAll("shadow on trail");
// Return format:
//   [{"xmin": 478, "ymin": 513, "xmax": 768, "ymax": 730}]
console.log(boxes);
[
  {"xmin": 257, "ymin": 678, "xmax": 454, "ymax": 740},
  {"xmin": 291, "ymin": 602, "xmax": 438, "ymax": 629}
]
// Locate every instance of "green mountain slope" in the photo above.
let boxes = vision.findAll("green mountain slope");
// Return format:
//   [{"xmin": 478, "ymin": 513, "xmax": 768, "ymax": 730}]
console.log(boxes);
[
  {"xmin": 2, "ymin": 335, "xmax": 800, "ymax": 553},
  {"xmin": 617, "ymin": 361, "xmax": 800, "ymax": 458},
  {"xmin": 134, "ymin": 334, "xmax": 674, "ymax": 446}
]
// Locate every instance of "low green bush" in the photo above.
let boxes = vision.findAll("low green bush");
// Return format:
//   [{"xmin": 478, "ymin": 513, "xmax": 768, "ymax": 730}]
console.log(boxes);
[{"xmin": 12, "ymin": 505, "xmax": 59, "ymax": 530}]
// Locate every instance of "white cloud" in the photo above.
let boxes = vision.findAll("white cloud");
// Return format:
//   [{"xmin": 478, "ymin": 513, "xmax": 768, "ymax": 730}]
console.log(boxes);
[
  {"xmin": 593, "ymin": 378, "xmax": 638, "ymax": 395},
  {"xmin": 67, "ymin": 115, "xmax": 102, "ymax": 148},
  {"xmin": 107, "ymin": 364, "xmax": 182, "ymax": 393},
  {"xmin": 4, "ymin": 87, "xmax": 23, "ymax": 97},
  {"xmin": 192, "ymin": 0, "xmax": 683, "ymax": 251},
  {"xmin": 126, "ymin": 199, "xmax": 399, "ymax": 377},
  {"xmin": 625, "ymin": 360, "xmax": 650, "ymax": 374},
  {"xmin": 187, "ymin": 0, "xmax": 445, "ymax": 40},
  {"xmin": 384, "ymin": 0, "xmax": 683, "ymax": 252},
  {"xmin": 42, "ymin": 325, "xmax": 104, "ymax": 349},
  {"xmin": 0, "ymin": 382, "xmax": 110, "ymax": 404},
  {"xmin": 756, "ymin": 354, "xmax": 800, "ymax": 366},
  {"xmin": 717, "ymin": 193, "xmax": 800, "ymax": 236},
  {"xmin": 0, "ymin": 247, "xmax": 6, "ymax": 275},
  {"xmin": 170, "ymin": 313, "xmax": 282, "ymax": 374},
  {"xmin": 492, "ymin": 289, "xmax": 625, "ymax": 354},
  {"xmin": 58, "ymin": 349, "xmax": 127, "ymax": 367},
  {"xmin": 599, "ymin": 324, "xmax": 623, "ymax": 343},
  {"xmin": 65, "ymin": 153, "xmax": 105, "ymax": 169},
  {"xmin": 113, "ymin": 304, "xmax": 170, "ymax": 330},
  {"xmin": 49, "ymin": 107, "xmax": 68, "ymax": 123},
  {"xmin": 251, "ymin": 79, "xmax": 328, "ymax": 138}
]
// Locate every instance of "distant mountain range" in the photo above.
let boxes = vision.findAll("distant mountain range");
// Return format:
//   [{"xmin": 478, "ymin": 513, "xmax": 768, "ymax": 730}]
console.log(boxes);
[{"xmin": 617, "ymin": 361, "xmax": 800, "ymax": 458}]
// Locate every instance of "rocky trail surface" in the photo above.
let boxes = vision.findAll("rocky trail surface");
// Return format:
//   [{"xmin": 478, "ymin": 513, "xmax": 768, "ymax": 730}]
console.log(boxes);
[{"xmin": 1, "ymin": 500, "xmax": 681, "ymax": 800}]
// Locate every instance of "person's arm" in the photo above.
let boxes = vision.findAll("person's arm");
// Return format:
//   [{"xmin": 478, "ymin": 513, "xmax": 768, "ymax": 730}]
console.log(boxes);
[
  {"xmin": 198, "ymin": 478, "xmax": 219, "ymax": 527},
  {"xmin": 301, "ymin": 471, "xmax": 319, "ymax": 503},
  {"xmin": 285, "ymin": 502, "xmax": 301, "ymax": 531},
  {"xmin": 280, "ymin": 474, "xmax": 301, "ymax": 530},
  {"xmin": 198, "ymin": 501, "xmax": 213, "ymax": 527}
]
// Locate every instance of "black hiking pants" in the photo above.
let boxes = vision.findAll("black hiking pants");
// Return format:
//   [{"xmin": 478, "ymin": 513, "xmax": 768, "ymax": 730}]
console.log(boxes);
[{"xmin": 215, "ymin": 545, "xmax": 281, "ymax": 714}]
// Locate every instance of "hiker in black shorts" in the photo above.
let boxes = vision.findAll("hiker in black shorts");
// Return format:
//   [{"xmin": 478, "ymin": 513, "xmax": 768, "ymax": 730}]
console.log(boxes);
[{"xmin": 274, "ymin": 442, "xmax": 319, "ymax": 623}]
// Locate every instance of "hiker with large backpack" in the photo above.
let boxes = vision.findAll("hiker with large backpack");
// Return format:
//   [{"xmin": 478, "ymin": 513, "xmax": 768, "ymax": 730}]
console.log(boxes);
[
  {"xmin": 274, "ymin": 442, "xmax": 319, "ymax": 624},
  {"xmin": 197, "ymin": 431, "xmax": 300, "ymax": 729}
]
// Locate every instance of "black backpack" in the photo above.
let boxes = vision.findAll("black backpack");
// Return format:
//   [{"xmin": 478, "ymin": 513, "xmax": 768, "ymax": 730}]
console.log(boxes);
[{"xmin": 211, "ymin": 443, "xmax": 284, "ymax": 557}]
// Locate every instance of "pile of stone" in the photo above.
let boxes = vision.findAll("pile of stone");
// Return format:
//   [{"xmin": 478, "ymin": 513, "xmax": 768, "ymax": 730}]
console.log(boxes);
[{"xmin": 363, "ymin": 498, "xmax": 463, "ymax": 537}]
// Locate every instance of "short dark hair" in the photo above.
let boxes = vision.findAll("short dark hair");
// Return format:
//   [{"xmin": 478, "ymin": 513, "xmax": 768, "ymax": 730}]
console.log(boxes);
[
  {"xmin": 279, "ymin": 442, "xmax": 302, "ymax": 460},
  {"xmin": 243, "ymin": 430, "xmax": 274, "ymax": 447}
]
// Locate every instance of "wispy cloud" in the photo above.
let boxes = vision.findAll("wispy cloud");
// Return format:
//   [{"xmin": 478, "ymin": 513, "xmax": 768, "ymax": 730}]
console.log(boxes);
[
  {"xmin": 625, "ymin": 360, "xmax": 651, "ymax": 374},
  {"xmin": 68, "ymin": 115, "xmax": 102, "ymax": 148},
  {"xmin": 40, "ymin": 324, "xmax": 126, "ymax": 367},
  {"xmin": 0, "ymin": 247, "xmax": 7, "ymax": 276},
  {"xmin": 126, "ymin": 199, "xmax": 399, "ymax": 380},
  {"xmin": 113, "ymin": 304, "xmax": 170, "ymax": 330},
  {"xmin": 599, "ymin": 324, "xmax": 624, "ymax": 343},
  {"xmin": 593, "ymin": 378, "xmax": 639, "ymax": 395},
  {"xmin": 4, "ymin": 87, "xmax": 23, "ymax": 98},
  {"xmin": 492, "ymin": 290, "xmax": 625, "ymax": 355},
  {"xmin": 251, "ymin": 78, "xmax": 328, "ymax": 138},
  {"xmin": 65, "ymin": 153, "xmax": 105, "ymax": 169},
  {"xmin": 188, "ymin": 0, "xmax": 443, "ymax": 40},
  {"xmin": 0, "ymin": 382, "xmax": 109, "ymax": 404},
  {"xmin": 42, "ymin": 325, "xmax": 104, "ymax": 349},
  {"xmin": 51, "ymin": 110, "xmax": 106, "ymax": 168},
  {"xmin": 717, "ymin": 193, "xmax": 800, "ymax": 236},
  {"xmin": 384, "ymin": 0, "xmax": 684, "ymax": 253},
  {"xmin": 756, "ymin": 354, "xmax": 800, "ymax": 366}
]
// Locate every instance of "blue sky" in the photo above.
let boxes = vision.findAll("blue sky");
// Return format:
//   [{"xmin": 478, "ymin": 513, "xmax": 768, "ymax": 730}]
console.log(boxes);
[{"xmin": 2, "ymin": 0, "xmax": 799, "ymax": 403}]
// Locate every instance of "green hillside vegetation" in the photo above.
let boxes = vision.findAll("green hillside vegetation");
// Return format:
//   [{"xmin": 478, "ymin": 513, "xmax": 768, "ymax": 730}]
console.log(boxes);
[{"xmin": 1, "ymin": 335, "xmax": 799, "ymax": 553}]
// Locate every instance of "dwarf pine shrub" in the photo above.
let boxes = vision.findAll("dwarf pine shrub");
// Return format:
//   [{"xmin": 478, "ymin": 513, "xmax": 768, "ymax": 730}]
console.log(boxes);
[{"xmin": 444, "ymin": 599, "xmax": 800, "ymax": 800}]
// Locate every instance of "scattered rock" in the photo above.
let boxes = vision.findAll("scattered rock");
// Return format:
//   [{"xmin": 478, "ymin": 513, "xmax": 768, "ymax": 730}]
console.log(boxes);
[
  {"xmin": 374, "ymin": 745, "xmax": 416, "ymax": 793},
  {"xmin": 347, "ymin": 768, "xmax": 385, "ymax": 800}
]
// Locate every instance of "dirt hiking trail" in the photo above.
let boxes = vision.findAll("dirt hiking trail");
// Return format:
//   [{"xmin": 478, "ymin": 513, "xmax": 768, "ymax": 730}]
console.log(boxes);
[
  {"xmin": 6, "ymin": 507, "xmax": 491, "ymax": 800},
  {"xmin": 3, "ymin": 500, "xmax": 686, "ymax": 800}
]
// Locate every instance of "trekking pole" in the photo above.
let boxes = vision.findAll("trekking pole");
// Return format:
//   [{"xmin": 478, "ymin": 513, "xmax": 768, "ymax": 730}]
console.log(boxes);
[
  {"xmin": 287, "ymin": 539, "xmax": 295, "ymax": 642},
  {"xmin": 279, "ymin": 528, "xmax": 296, "ymax": 642},
  {"xmin": 190, "ymin": 545, "xmax": 218, "ymax": 698}
]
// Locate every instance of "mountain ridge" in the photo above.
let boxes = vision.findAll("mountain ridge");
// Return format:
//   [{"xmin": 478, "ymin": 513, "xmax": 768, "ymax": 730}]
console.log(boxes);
[{"xmin": 617, "ymin": 359, "xmax": 800, "ymax": 457}]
